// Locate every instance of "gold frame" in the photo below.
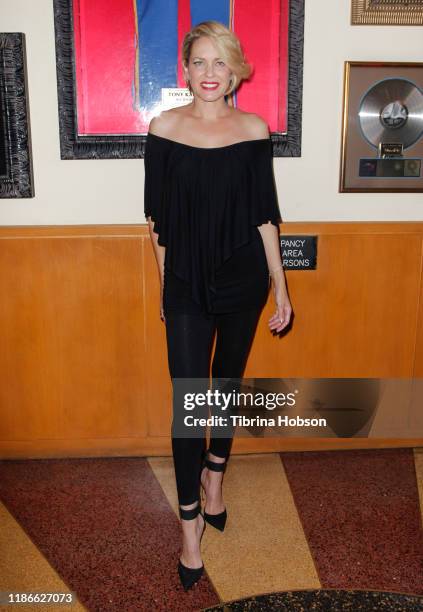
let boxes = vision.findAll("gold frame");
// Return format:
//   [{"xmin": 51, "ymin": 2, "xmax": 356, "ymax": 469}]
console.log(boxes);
[{"xmin": 351, "ymin": 0, "xmax": 423, "ymax": 26}]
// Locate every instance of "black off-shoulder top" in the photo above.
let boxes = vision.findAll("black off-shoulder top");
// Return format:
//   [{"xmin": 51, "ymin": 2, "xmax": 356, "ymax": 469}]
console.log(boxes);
[{"xmin": 144, "ymin": 132, "xmax": 281, "ymax": 313}]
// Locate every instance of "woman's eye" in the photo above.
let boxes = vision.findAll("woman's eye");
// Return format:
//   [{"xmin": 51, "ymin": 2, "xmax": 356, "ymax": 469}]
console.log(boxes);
[
  {"xmin": 193, "ymin": 61, "xmax": 202, "ymax": 66},
  {"xmin": 216, "ymin": 61, "xmax": 225, "ymax": 66}
]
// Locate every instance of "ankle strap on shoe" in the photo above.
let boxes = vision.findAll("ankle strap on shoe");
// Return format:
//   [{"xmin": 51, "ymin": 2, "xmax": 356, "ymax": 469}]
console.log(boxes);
[
  {"xmin": 205, "ymin": 458, "xmax": 226, "ymax": 472},
  {"xmin": 179, "ymin": 503, "xmax": 201, "ymax": 520}
]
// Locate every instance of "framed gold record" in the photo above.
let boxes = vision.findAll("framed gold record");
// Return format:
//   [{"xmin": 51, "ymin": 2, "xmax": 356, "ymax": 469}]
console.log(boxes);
[{"xmin": 340, "ymin": 62, "xmax": 423, "ymax": 192}]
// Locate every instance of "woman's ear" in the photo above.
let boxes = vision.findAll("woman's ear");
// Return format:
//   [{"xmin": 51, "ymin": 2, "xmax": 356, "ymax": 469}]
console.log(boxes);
[
  {"xmin": 182, "ymin": 62, "xmax": 192, "ymax": 91},
  {"xmin": 182, "ymin": 60, "xmax": 189, "ymax": 79}
]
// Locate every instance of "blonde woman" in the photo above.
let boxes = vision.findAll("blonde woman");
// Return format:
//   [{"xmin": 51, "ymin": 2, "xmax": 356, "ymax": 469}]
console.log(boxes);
[{"xmin": 144, "ymin": 21, "xmax": 292, "ymax": 591}]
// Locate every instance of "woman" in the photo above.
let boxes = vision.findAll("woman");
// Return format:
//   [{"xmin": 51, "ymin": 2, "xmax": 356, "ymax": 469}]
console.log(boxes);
[{"xmin": 144, "ymin": 21, "xmax": 292, "ymax": 591}]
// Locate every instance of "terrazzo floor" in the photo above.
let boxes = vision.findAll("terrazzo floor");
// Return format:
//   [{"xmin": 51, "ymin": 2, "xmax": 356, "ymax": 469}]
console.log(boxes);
[{"xmin": 0, "ymin": 448, "xmax": 422, "ymax": 611}]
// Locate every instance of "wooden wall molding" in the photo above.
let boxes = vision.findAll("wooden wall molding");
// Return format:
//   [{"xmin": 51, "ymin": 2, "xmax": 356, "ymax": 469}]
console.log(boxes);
[{"xmin": 0, "ymin": 222, "xmax": 422, "ymax": 458}]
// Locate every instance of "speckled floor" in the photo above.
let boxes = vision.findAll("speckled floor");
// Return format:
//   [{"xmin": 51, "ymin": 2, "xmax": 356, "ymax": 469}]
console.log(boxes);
[
  {"xmin": 0, "ymin": 449, "xmax": 422, "ymax": 612},
  {"xmin": 201, "ymin": 589, "xmax": 423, "ymax": 611}
]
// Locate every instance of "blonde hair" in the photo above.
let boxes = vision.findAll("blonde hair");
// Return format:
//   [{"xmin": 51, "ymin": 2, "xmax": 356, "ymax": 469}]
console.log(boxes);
[{"xmin": 182, "ymin": 21, "xmax": 251, "ymax": 96}]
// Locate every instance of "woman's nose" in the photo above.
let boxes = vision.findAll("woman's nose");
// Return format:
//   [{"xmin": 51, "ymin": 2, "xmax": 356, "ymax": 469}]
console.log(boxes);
[{"xmin": 205, "ymin": 63, "xmax": 215, "ymax": 77}]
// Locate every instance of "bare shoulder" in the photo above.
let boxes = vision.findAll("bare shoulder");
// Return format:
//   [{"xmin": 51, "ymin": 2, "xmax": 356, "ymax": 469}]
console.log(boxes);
[
  {"xmin": 148, "ymin": 107, "xmax": 186, "ymax": 137},
  {"xmin": 235, "ymin": 110, "xmax": 270, "ymax": 140}
]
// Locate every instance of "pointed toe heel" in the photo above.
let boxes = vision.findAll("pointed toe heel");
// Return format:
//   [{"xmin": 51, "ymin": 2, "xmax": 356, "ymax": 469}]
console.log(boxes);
[
  {"xmin": 204, "ymin": 507, "xmax": 227, "ymax": 532},
  {"xmin": 178, "ymin": 502, "xmax": 206, "ymax": 591},
  {"xmin": 178, "ymin": 559, "xmax": 204, "ymax": 591}
]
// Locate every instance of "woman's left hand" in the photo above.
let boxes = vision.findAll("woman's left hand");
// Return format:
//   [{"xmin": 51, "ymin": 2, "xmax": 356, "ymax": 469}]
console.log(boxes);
[{"xmin": 268, "ymin": 277, "xmax": 292, "ymax": 333}]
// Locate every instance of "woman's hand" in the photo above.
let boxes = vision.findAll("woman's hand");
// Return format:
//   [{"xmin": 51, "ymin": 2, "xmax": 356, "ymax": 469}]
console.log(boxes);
[
  {"xmin": 268, "ymin": 273, "xmax": 292, "ymax": 333},
  {"xmin": 256, "ymin": 223, "xmax": 292, "ymax": 334}
]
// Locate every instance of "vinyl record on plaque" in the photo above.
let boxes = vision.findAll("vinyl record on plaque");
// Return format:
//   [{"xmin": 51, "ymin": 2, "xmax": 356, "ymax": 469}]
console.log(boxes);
[{"xmin": 358, "ymin": 78, "xmax": 423, "ymax": 150}]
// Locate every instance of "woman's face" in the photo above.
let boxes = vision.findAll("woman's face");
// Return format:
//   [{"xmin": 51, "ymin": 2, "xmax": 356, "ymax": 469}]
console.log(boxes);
[{"xmin": 183, "ymin": 36, "xmax": 233, "ymax": 101}]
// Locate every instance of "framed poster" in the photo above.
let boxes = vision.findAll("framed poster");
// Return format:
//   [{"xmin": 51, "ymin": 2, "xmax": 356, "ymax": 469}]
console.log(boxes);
[
  {"xmin": 0, "ymin": 33, "xmax": 34, "ymax": 198},
  {"xmin": 351, "ymin": 0, "xmax": 423, "ymax": 25},
  {"xmin": 340, "ymin": 61, "xmax": 423, "ymax": 193},
  {"xmin": 53, "ymin": 0, "xmax": 304, "ymax": 159}
]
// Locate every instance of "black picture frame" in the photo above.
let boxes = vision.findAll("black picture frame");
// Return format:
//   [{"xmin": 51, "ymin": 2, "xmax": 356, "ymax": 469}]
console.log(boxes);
[
  {"xmin": 53, "ymin": 0, "xmax": 304, "ymax": 160},
  {"xmin": 0, "ymin": 33, "xmax": 34, "ymax": 198}
]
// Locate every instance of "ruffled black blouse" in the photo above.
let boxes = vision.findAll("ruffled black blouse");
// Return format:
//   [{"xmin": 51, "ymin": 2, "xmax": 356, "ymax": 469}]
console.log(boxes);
[{"xmin": 144, "ymin": 132, "xmax": 281, "ymax": 313}]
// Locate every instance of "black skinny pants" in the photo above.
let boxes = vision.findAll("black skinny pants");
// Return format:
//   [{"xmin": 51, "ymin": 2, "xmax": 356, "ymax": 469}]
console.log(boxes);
[{"xmin": 165, "ymin": 308, "xmax": 262, "ymax": 507}]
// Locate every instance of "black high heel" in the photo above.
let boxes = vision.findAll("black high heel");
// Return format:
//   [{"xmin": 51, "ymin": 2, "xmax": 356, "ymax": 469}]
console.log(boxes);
[
  {"xmin": 177, "ymin": 502, "xmax": 206, "ymax": 591},
  {"xmin": 200, "ymin": 451, "xmax": 227, "ymax": 532}
]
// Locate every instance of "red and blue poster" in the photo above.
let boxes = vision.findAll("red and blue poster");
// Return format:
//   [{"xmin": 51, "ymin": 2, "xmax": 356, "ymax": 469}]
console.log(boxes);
[{"xmin": 73, "ymin": 0, "xmax": 289, "ymax": 135}]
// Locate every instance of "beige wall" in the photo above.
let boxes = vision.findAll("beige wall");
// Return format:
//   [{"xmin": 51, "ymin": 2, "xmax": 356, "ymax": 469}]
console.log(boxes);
[{"xmin": 0, "ymin": 0, "xmax": 422, "ymax": 225}]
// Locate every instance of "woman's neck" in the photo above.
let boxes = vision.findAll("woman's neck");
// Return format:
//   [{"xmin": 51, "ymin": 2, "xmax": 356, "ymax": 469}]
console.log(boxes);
[{"xmin": 188, "ymin": 96, "xmax": 232, "ymax": 121}]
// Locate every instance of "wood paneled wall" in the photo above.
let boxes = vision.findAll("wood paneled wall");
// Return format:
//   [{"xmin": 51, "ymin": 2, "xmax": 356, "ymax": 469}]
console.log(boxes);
[{"xmin": 0, "ymin": 223, "xmax": 422, "ymax": 458}]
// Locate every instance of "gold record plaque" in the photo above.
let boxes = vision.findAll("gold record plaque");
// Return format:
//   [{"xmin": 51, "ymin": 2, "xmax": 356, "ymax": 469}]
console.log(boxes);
[{"xmin": 340, "ymin": 62, "xmax": 423, "ymax": 192}]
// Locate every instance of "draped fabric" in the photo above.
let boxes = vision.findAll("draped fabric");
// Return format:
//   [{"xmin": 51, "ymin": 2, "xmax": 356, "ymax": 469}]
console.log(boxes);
[
  {"xmin": 73, "ymin": 0, "xmax": 289, "ymax": 134},
  {"xmin": 135, "ymin": 0, "xmax": 179, "ymax": 111},
  {"xmin": 144, "ymin": 133, "xmax": 281, "ymax": 312}
]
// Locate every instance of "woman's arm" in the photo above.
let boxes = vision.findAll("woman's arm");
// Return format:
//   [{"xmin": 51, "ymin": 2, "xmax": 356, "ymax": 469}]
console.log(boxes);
[
  {"xmin": 146, "ymin": 216, "xmax": 166, "ymax": 321},
  {"xmin": 258, "ymin": 221, "xmax": 292, "ymax": 333},
  {"xmin": 245, "ymin": 114, "xmax": 292, "ymax": 333},
  {"xmin": 145, "ymin": 114, "xmax": 171, "ymax": 322},
  {"xmin": 147, "ymin": 217, "xmax": 165, "ymax": 280}
]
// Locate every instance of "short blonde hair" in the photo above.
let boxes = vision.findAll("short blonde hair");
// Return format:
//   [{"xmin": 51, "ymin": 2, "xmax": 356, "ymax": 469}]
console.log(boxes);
[{"xmin": 182, "ymin": 21, "xmax": 251, "ymax": 96}]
